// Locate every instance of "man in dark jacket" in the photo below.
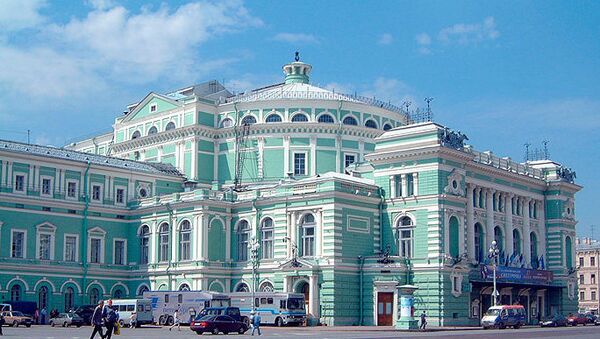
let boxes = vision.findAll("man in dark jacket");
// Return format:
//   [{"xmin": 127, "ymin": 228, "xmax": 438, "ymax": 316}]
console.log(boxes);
[
  {"xmin": 102, "ymin": 300, "xmax": 118, "ymax": 339},
  {"xmin": 90, "ymin": 300, "xmax": 104, "ymax": 339},
  {"xmin": 0, "ymin": 312, "xmax": 5, "ymax": 335}
]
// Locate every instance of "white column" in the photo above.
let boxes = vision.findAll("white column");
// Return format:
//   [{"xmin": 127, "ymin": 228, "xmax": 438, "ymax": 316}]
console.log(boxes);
[
  {"xmin": 358, "ymin": 139, "xmax": 365, "ymax": 162},
  {"xmin": 310, "ymin": 136, "xmax": 316, "ymax": 176},
  {"xmin": 389, "ymin": 175, "xmax": 396, "ymax": 198},
  {"xmin": 466, "ymin": 184, "xmax": 475, "ymax": 261},
  {"xmin": 150, "ymin": 221, "xmax": 157, "ymax": 264},
  {"xmin": 283, "ymin": 136, "xmax": 290, "ymax": 176},
  {"xmin": 401, "ymin": 174, "xmax": 407, "ymax": 198},
  {"xmin": 33, "ymin": 165, "xmax": 39, "ymax": 191},
  {"xmin": 486, "ymin": 188, "xmax": 495, "ymax": 249},
  {"xmin": 29, "ymin": 164, "xmax": 34, "ymax": 191},
  {"xmin": 202, "ymin": 214, "xmax": 209, "ymax": 259},
  {"xmin": 523, "ymin": 198, "xmax": 532, "ymax": 267},
  {"xmin": 128, "ymin": 179, "xmax": 135, "ymax": 200},
  {"xmin": 257, "ymin": 137, "xmax": 265, "ymax": 179},
  {"xmin": 171, "ymin": 215, "xmax": 178, "ymax": 262},
  {"xmin": 539, "ymin": 202, "xmax": 547, "ymax": 261},
  {"xmin": 286, "ymin": 212, "xmax": 292, "ymax": 257},
  {"xmin": 335, "ymin": 135, "xmax": 342, "ymax": 173},
  {"xmin": 316, "ymin": 210, "xmax": 323, "ymax": 257},
  {"xmin": 505, "ymin": 194, "xmax": 514, "ymax": 255},
  {"xmin": 413, "ymin": 172, "xmax": 419, "ymax": 196},
  {"xmin": 191, "ymin": 138, "xmax": 198, "ymax": 181},
  {"xmin": 309, "ymin": 275, "xmax": 320, "ymax": 318},
  {"xmin": 7, "ymin": 162, "xmax": 12, "ymax": 188},
  {"xmin": 290, "ymin": 212, "xmax": 298, "ymax": 249},
  {"xmin": 195, "ymin": 214, "xmax": 204, "ymax": 260},
  {"xmin": 213, "ymin": 141, "xmax": 219, "ymax": 183},
  {"xmin": 225, "ymin": 216, "xmax": 231, "ymax": 261},
  {"xmin": 157, "ymin": 146, "xmax": 163, "ymax": 162},
  {"xmin": 1, "ymin": 161, "xmax": 7, "ymax": 187},
  {"xmin": 104, "ymin": 176, "xmax": 110, "ymax": 200}
]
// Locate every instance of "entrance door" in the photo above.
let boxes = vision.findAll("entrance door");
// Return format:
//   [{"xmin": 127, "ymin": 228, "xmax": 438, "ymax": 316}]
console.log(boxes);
[
  {"xmin": 377, "ymin": 292, "xmax": 393, "ymax": 326},
  {"xmin": 300, "ymin": 282, "xmax": 310, "ymax": 314}
]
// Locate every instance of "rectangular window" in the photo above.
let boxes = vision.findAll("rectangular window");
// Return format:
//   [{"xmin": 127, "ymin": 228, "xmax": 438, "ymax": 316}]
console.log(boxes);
[
  {"xmin": 592, "ymin": 257, "xmax": 596, "ymax": 266},
  {"xmin": 453, "ymin": 276, "xmax": 459, "ymax": 292},
  {"xmin": 394, "ymin": 174, "xmax": 402, "ymax": 198},
  {"xmin": 580, "ymin": 257, "xmax": 585, "ymax": 267},
  {"xmin": 344, "ymin": 154, "xmax": 356, "ymax": 168},
  {"xmin": 39, "ymin": 233, "xmax": 51, "ymax": 260},
  {"xmin": 593, "ymin": 291, "xmax": 597, "ymax": 301},
  {"xmin": 261, "ymin": 230, "xmax": 273, "ymax": 259},
  {"xmin": 150, "ymin": 103, "xmax": 157, "ymax": 112},
  {"xmin": 592, "ymin": 274, "xmax": 596, "ymax": 285},
  {"xmin": 400, "ymin": 229, "xmax": 413, "ymax": 258},
  {"xmin": 90, "ymin": 238, "xmax": 101, "ymax": 263},
  {"xmin": 65, "ymin": 236, "xmax": 77, "ymax": 262},
  {"xmin": 406, "ymin": 173, "xmax": 414, "ymax": 196},
  {"xmin": 293, "ymin": 153, "xmax": 306, "ymax": 176},
  {"xmin": 41, "ymin": 178, "xmax": 52, "ymax": 196},
  {"xmin": 580, "ymin": 291, "xmax": 585, "ymax": 301},
  {"xmin": 114, "ymin": 240, "xmax": 125, "ymax": 265},
  {"xmin": 12, "ymin": 231, "xmax": 25, "ymax": 258},
  {"xmin": 92, "ymin": 185, "xmax": 101, "ymax": 201},
  {"xmin": 14, "ymin": 174, "xmax": 25, "ymax": 192},
  {"xmin": 580, "ymin": 274, "xmax": 585, "ymax": 285},
  {"xmin": 116, "ymin": 188, "xmax": 125, "ymax": 204},
  {"xmin": 67, "ymin": 182, "xmax": 77, "ymax": 198}
]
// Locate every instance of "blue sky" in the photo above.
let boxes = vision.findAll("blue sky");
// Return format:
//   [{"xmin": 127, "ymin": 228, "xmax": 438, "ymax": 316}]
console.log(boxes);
[{"xmin": 0, "ymin": 0, "xmax": 598, "ymax": 237}]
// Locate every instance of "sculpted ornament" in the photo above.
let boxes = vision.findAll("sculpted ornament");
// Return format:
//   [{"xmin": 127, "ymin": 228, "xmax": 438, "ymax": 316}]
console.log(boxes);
[{"xmin": 444, "ymin": 169, "xmax": 464, "ymax": 196}]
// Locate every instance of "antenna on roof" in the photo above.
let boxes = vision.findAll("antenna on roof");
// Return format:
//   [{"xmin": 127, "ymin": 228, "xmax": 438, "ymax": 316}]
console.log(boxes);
[
  {"xmin": 524, "ymin": 142, "xmax": 531, "ymax": 162},
  {"xmin": 27, "ymin": 129, "xmax": 30, "ymax": 144},
  {"xmin": 542, "ymin": 140, "xmax": 549, "ymax": 159},
  {"xmin": 424, "ymin": 97, "xmax": 434, "ymax": 113}
]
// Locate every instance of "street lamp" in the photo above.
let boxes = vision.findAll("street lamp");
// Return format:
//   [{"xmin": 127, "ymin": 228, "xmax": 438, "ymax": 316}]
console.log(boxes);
[
  {"xmin": 488, "ymin": 240, "xmax": 500, "ymax": 306},
  {"xmin": 249, "ymin": 237, "xmax": 260, "ymax": 314}
]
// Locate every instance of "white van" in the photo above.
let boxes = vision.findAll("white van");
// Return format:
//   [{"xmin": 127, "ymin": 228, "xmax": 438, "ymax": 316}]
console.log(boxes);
[
  {"xmin": 143, "ymin": 291, "xmax": 230, "ymax": 326},
  {"xmin": 110, "ymin": 299, "xmax": 153, "ymax": 327}
]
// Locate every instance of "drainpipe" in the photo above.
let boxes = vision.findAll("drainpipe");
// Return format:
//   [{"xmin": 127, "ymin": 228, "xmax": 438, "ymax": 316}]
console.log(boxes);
[
  {"xmin": 358, "ymin": 255, "xmax": 364, "ymax": 326},
  {"xmin": 378, "ymin": 187, "xmax": 385, "ymax": 253},
  {"xmin": 164, "ymin": 203, "xmax": 173, "ymax": 290},
  {"xmin": 81, "ymin": 160, "xmax": 91, "ymax": 304}
]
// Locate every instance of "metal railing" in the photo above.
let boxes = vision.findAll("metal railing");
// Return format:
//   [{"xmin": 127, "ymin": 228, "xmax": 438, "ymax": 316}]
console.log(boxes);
[{"xmin": 468, "ymin": 149, "xmax": 545, "ymax": 180}]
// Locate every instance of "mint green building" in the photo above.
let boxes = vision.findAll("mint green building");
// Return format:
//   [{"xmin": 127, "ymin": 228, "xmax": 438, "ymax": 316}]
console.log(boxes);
[{"xmin": 0, "ymin": 58, "xmax": 581, "ymax": 326}]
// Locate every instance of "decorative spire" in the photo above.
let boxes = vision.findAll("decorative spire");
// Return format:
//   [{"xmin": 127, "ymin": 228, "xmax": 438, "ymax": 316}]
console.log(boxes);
[
  {"xmin": 283, "ymin": 52, "xmax": 312, "ymax": 84},
  {"xmin": 295, "ymin": 51, "xmax": 300, "ymax": 62}
]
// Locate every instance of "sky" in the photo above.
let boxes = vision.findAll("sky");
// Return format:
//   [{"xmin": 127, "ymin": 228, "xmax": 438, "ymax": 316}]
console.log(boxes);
[{"xmin": 0, "ymin": 0, "xmax": 598, "ymax": 237}]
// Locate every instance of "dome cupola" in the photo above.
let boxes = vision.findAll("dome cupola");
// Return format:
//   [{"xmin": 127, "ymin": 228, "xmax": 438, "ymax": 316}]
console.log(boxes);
[{"xmin": 282, "ymin": 52, "xmax": 312, "ymax": 84}]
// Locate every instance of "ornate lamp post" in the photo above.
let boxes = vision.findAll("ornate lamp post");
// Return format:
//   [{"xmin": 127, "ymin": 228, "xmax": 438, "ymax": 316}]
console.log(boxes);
[
  {"xmin": 488, "ymin": 240, "xmax": 500, "ymax": 306},
  {"xmin": 249, "ymin": 237, "xmax": 261, "ymax": 314}
]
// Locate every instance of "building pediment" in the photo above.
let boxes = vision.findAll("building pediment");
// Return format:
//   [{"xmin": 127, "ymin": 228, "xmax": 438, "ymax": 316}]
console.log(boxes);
[
  {"xmin": 121, "ymin": 92, "xmax": 182, "ymax": 123},
  {"xmin": 278, "ymin": 257, "xmax": 316, "ymax": 270}
]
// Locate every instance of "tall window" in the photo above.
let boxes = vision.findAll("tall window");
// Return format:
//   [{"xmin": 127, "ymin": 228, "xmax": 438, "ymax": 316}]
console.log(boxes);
[
  {"xmin": 116, "ymin": 188, "xmax": 125, "ymax": 204},
  {"xmin": 15, "ymin": 174, "xmax": 25, "ymax": 192},
  {"xmin": 139, "ymin": 225, "xmax": 150, "ymax": 264},
  {"xmin": 301, "ymin": 214, "xmax": 316, "ymax": 257},
  {"xmin": 291, "ymin": 113, "xmax": 308, "ymax": 122},
  {"xmin": 294, "ymin": 153, "xmax": 306, "ymax": 175},
  {"xmin": 580, "ymin": 257, "xmax": 585, "ymax": 267},
  {"xmin": 474, "ymin": 223, "xmax": 483, "ymax": 262},
  {"xmin": 10, "ymin": 285, "xmax": 21, "ymax": 301},
  {"xmin": 580, "ymin": 291, "xmax": 585, "ymax": 301},
  {"xmin": 38, "ymin": 286, "xmax": 48, "ymax": 309},
  {"xmin": 530, "ymin": 232, "xmax": 538, "ymax": 266},
  {"xmin": 565, "ymin": 236, "xmax": 573, "ymax": 269},
  {"xmin": 317, "ymin": 114, "xmax": 335, "ymax": 123},
  {"xmin": 593, "ymin": 291, "xmax": 597, "ymax": 301},
  {"xmin": 64, "ymin": 287, "xmax": 74, "ymax": 312},
  {"xmin": 259, "ymin": 282, "xmax": 274, "ymax": 292},
  {"xmin": 579, "ymin": 274, "xmax": 584, "ymax": 284},
  {"xmin": 592, "ymin": 274, "xmax": 597, "ymax": 284},
  {"xmin": 265, "ymin": 114, "xmax": 282, "ymax": 123},
  {"xmin": 90, "ymin": 238, "xmax": 101, "ymax": 263},
  {"xmin": 494, "ymin": 226, "xmax": 504, "ymax": 252},
  {"xmin": 65, "ymin": 235, "xmax": 77, "ymax": 261},
  {"xmin": 512, "ymin": 229, "xmax": 521, "ymax": 254},
  {"xmin": 41, "ymin": 178, "xmax": 51, "ymax": 195},
  {"xmin": 159, "ymin": 223, "xmax": 170, "ymax": 262},
  {"xmin": 92, "ymin": 185, "xmax": 101, "ymax": 201},
  {"xmin": 237, "ymin": 220, "xmax": 250, "ymax": 261},
  {"xmin": 397, "ymin": 216, "xmax": 414, "ymax": 258},
  {"xmin": 448, "ymin": 216, "xmax": 459, "ymax": 257},
  {"xmin": 261, "ymin": 218, "xmax": 274, "ymax": 259},
  {"xmin": 179, "ymin": 220, "xmax": 191, "ymax": 261},
  {"xmin": 342, "ymin": 116, "xmax": 358, "ymax": 126},
  {"xmin": 12, "ymin": 231, "xmax": 25, "ymax": 258},
  {"xmin": 39, "ymin": 233, "xmax": 51, "ymax": 260},
  {"xmin": 592, "ymin": 257, "xmax": 596, "ymax": 266},
  {"xmin": 67, "ymin": 182, "xmax": 77, "ymax": 198},
  {"xmin": 90, "ymin": 288, "xmax": 100, "ymax": 305},
  {"xmin": 114, "ymin": 240, "xmax": 125, "ymax": 265}
]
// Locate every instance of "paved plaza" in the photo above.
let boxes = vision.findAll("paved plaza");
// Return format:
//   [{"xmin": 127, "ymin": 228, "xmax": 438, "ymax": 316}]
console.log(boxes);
[{"xmin": 1, "ymin": 325, "xmax": 600, "ymax": 339}]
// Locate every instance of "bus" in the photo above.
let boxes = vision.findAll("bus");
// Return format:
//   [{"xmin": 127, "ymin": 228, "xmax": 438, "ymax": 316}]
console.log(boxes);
[
  {"xmin": 228, "ymin": 292, "xmax": 306, "ymax": 326},
  {"xmin": 143, "ymin": 291, "xmax": 230, "ymax": 326},
  {"xmin": 110, "ymin": 299, "xmax": 153, "ymax": 327}
]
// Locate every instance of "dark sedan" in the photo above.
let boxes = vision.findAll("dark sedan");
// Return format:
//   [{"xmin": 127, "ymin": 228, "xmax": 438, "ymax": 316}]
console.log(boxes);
[
  {"xmin": 190, "ymin": 315, "xmax": 248, "ymax": 335},
  {"xmin": 539, "ymin": 314, "xmax": 568, "ymax": 327}
]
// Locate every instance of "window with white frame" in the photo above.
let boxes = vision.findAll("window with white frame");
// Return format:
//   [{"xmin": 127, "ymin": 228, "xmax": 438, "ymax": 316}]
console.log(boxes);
[
  {"xmin": 64, "ymin": 235, "xmax": 77, "ymax": 262},
  {"xmin": 67, "ymin": 181, "xmax": 77, "ymax": 199},
  {"xmin": 261, "ymin": 218, "xmax": 274, "ymax": 259},
  {"xmin": 14, "ymin": 174, "xmax": 25, "ymax": 192},
  {"xmin": 150, "ymin": 103, "xmax": 157, "ymax": 112},
  {"xmin": 580, "ymin": 291, "xmax": 585, "ymax": 301},
  {"xmin": 344, "ymin": 154, "xmax": 356, "ymax": 168},
  {"xmin": 139, "ymin": 225, "xmax": 150, "ymax": 264},
  {"xmin": 38, "ymin": 233, "xmax": 52, "ymax": 260},
  {"xmin": 237, "ymin": 220, "xmax": 250, "ymax": 261},
  {"xmin": 11, "ymin": 230, "xmax": 26, "ymax": 258},
  {"xmin": 593, "ymin": 291, "xmax": 597, "ymax": 301},
  {"xmin": 89, "ymin": 237, "xmax": 103, "ymax": 263},
  {"xmin": 396, "ymin": 216, "xmax": 414, "ymax": 258},
  {"xmin": 159, "ymin": 223, "xmax": 170, "ymax": 262},
  {"xmin": 592, "ymin": 274, "xmax": 596, "ymax": 285},
  {"xmin": 179, "ymin": 220, "xmax": 191, "ymax": 261},
  {"xmin": 91, "ymin": 184, "xmax": 102, "ymax": 201},
  {"xmin": 301, "ymin": 214, "xmax": 316, "ymax": 257},
  {"xmin": 580, "ymin": 274, "xmax": 584, "ymax": 285},
  {"xmin": 294, "ymin": 153, "xmax": 307, "ymax": 176},
  {"xmin": 41, "ymin": 177, "xmax": 52, "ymax": 196},
  {"xmin": 114, "ymin": 239, "xmax": 126, "ymax": 265},
  {"xmin": 115, "ymin": 187, "xmax": 125, "ymax": 205}
]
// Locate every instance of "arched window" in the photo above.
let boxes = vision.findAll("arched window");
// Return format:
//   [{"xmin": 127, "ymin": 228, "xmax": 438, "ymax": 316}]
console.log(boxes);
[
  {"xmin": 113, "ymin": 289, "xmax": 123, "ymax": 299},
  {"xmin": 241, "ymin": 115, "xmax": 256, "ymax": 125},
  {"xmin": 137, "ymin": 285, "xmax": 149, "ymax": 296},
  {"xmin": 512, "ymin": 229, "xmax": 521, "ymax": 254},
  {"xmin": 89, "ymin": 287, "xmax": 100, "ymax": 305},
  {"xmin": 236, "ymin": 283, "xmax": 249, "ymax": 292},
  {"xmin": 494, "ymin": 226, "xmax": 504, "ymax": 252},
  {"xmin": 364, "ymin": 119, "xmax": 378, "ymax": 129},
  {"xmin": 131, "ymin": 130, "xmax": 141, "ymax": 140},
  {"xmin": 301, "ymin": 214, "xmax": 316, "ymax": 257},
  {"xmin": 159, "ymin": 222, "xmax": 170, "ymax": 262},
  {"xmin": 317, "ymin": 114, "xmax": 335, "ymax": 124},
  {"xmin": 396, "ymin": 216, "xmax": 414, "ymax": 258},
  {"xmin": 147, "ymin": 126, "xmax": 158, "ymax": 135},
  {"xmin": 179, "ymin": 284, "xmax": 191, "ymax": 291},
  {"xmin": 261, "ymin": 218, "xmax": 274, "ymax": 260},
  {"xmin": 474, "ymin": 223, "xmax": 484, "ymax": 262},
  {"xmin": 38, "ymin": 286, "xmax": 48, "ymax": 309},
  {"xmin": 342, "ymin": 116, "xmax": 358, "ymax": 126},
  {"xmin": 139, "ymin": 225, "xmax": 150, "ymax": 264},
  {"xmin": 179, "ymin": 220, "xmax": 191, "ymax": 261},
  {"xmin": 449, "ymin": 216, "xmax": 460, "ymax": 257},
  {"xmin": 220, "ymin": 118, "xmax": 234, "ymax": 128},
  {"xmin": 383, "ymin": 123, "xmax": 393, "ymax": 131},
  {"xmin": 566, "ymin": 236, "xmax": 573, "ymax": 269},
  {"xmin": 10, "ymin": 284, "xmax": 21, "ymax": 301},
  {"xmin": 291, "ymin": 113, "xmax": 309, "ymax": 122},
  {"xmin": 259, "ymin": 282, "xmax": 274, "ymax": 293},
  {"xmin": 237, "ymin": 220, "xmax": 250, "ymax": 261},
  {"xmin": 530, "ymin": 232, "xmax": 538, "ymax": 267},
  {"xmin": 265, "ymin": 114, "xmax": 282, "ymax": 123},
  {"xmin": 165, "ymin": 121, "xmax": 176, "ymax": 131},
  {"xmin": 64, "ymin": 287, "xmax": 74, "ymax": 312}
]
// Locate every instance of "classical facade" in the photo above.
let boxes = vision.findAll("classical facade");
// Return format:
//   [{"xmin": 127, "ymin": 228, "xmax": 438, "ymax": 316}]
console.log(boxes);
[
  {"xmin": 0, "ymin": 58, "xmax": 582, "ymax": 326},
  {"xmin": 577, "ymin": 238, "xmax": 600, "ymax": 313}
]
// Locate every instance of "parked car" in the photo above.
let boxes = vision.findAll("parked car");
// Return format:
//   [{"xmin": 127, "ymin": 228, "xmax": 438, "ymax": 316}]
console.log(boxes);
[
  {"xmin": 1, "ymin": 310, "xmax": 33, "ymax": 327},
  {"xmin": 199, "ymin": 307, "xmax": 249, "ymax": 326},
  {"xmin": 49, "ymin": 312, "xmax": 84, "ymax": 327},
  {"xmin": 567, "ymin": 313, "xmax": 588, "ymax": 326},
  {"xmin": 595, "ymin": 316, "xmax": 600, "ymax": 326},
  {"xmin": 481, "ymin": 305, "xmax": 526, "ymax": 329},
  {"xmin": 73, "ymin": 305, "xmax": 96, "ymax": 325},
  {"xmin": 190, "ymin": 315, "xmax": 248, "ymax": 335},
  {"xmin": 539, "ymin": 314, "xmax": 568, "ymax": 327},
  {"xmin": 584, "ymin": 313, "xmax": 597, "ymax": 324}
]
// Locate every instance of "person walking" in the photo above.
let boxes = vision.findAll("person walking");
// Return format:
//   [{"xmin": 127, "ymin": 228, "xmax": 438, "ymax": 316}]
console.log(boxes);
[
  {"xmin": 103, "ymin": 300, "xmax": 118, "ymax": 339},
  {"xmin": 40, "ymin": 307, "xmax": 47, "ymax": 325},
  {"xmin": 168, "ymin": 309, "xmax": 181, "ymax": 331},
  {"xmin": 34, "ymin": 308, "xmax": 39, "ymax": 325},
  {"xmin": 129, "ymin": 312, "xmax": 137, "ymax": 329},
  {"xmin": 251, "ymin": 312, "xmax": 262, "ymax": 336},
  {"xmin": 0, "ymin": 311, "xmax": 5, "ymax": 336},
  {"xmin": 419, "ymin": 311, "xmax": 427, "ymax": 331},
  {"xmin": 89, "ymin": 300, "xmax": 104, "ymax": 339}
]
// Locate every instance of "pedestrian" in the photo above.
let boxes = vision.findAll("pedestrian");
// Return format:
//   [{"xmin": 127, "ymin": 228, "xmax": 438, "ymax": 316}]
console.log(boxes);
[
  {"xmin": 168, "ymin": 309, "xmax": 181, "ymax": 331},
  {"xmin": 90, "ymin": 300, "xmax": 104, "ymax": 339},
  {"xmin": 129, "ymin": 312, "xmax": 137, "ymax": 329},
  {"xmin": 40, "ymin": 307, "xmax": 47, "ymax": 325},
  {"xmin": 251, "ymin": 312, "xmax": 262, "ymax": 336},
  {"xmin": 34, "ymin": 308, "xmax": 39, "ymax": 325},
  {"xmin": 0, "ymin": 311, "xmax": 5, "ymax": 336},
  {"xmin": 103, "ymin": 299, "xmax": 118, "ymax": 339},
  {"xmin": 419, "ymin": 311, "xmax": 427, "ymax": 331}
]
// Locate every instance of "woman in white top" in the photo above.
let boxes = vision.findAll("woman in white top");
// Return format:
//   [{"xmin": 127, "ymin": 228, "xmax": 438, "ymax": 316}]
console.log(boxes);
[{"xmin": 168, "ymin": 309, "xmax": 181, "ymax": 331}]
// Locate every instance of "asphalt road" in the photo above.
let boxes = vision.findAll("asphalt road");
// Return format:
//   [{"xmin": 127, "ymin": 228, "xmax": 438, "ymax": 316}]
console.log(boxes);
[{"xmin": 1, "ymin": 324, "xmax": 600, "ymax": 338}]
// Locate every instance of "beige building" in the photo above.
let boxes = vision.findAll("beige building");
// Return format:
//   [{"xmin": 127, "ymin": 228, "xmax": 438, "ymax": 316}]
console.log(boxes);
[{"xmin": 577, "ymin": 237, "xmax": 600, "ymax": 313}]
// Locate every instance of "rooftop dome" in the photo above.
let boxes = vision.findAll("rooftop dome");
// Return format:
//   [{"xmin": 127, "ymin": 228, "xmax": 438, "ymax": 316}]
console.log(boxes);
[{"xmin": 282, "ymin": 52, "xmax": 312, "ymax": 84}]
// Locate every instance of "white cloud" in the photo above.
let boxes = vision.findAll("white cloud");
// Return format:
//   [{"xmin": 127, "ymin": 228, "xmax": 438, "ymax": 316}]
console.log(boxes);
[
  {"xmin": 438, "ymin": 16, "xmax": 499, "ymax": 45},
  {"xmin": 363, "ymin": 77, "xmax": 414, "ymax": 106},
  {"xmin": 378, "ymin": 33, "xmax": 393, "ymax": 45},
  {"xmin": 87, "ymin": 0, "xmax": 116, "ymax": 10},
  {"xmin": 0, "ymin": 0, "xmax": 46, "ymax": 31},
  {"xmin": 415, "ymin": 33, "xmax": 432, "ymax": 54},
  {"xmin": 272, "ymin": 33, "xmax": 318, "ymax": 44}
]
